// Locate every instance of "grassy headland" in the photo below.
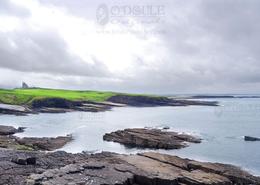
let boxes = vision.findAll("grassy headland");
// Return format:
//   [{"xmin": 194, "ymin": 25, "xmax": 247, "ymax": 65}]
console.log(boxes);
[
  {"xmin": 0, "ymin": 88, "xmax": 218, "ymax": 114},
  {"xmin": 0, "ymin": 88, "xmax": 117, "ymax": 105}
]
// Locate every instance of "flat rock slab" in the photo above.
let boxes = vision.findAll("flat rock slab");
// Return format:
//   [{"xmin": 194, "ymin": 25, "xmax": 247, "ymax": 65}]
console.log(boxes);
[
  {"xmin": 103, "ymin": 128, "xmax": 201, "ymax": 149},
  {"xmin": 0, "ymin": 135, "xmax": 72, "ymax": 151},
  {"xmin": 0, "ymin": 104, "xmax": 27, "ymax": 112},
  {"xmin": 0, "ymin": 125, "xmax": 72, "ymax": 151},
  {"xmin": 0, "ymin": 104, "xmax": 30, "ymax": 116},
  {"xmin": 16, "ymin": 135, "xmax": 72, "ymax": 151},
  {"xmin": 17, "ymin": 151, "xmax": 259, "ymax": 185}
]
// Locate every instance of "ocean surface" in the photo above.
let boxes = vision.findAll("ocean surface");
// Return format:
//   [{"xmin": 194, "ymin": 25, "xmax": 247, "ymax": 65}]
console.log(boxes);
[{"xmin": 1, "ymin": 98, "xmax": 260, "ymax": 175}]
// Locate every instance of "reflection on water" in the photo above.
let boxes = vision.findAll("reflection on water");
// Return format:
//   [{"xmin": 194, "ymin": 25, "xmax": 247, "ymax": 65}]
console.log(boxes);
[{"xmin": 1, "ymin": 98, "xmax": 260, "ymax": 175}]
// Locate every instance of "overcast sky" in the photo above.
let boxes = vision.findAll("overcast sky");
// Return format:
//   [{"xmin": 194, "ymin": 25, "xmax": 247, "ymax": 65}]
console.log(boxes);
[{"xmin": 0, "ymin": 0, "xmax": 260, "ymax": 94}]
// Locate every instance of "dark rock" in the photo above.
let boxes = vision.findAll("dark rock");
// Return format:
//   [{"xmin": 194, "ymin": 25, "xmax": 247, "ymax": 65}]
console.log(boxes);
[
  {"xmin": 191, "ymin": 95, "xmax": 235, "ymax": 99},
  {"xmin": 24, "ymin": 151, "xmax": 260, "ymax": 185},
  {"xmin": 1, "ymin": 94, "xmax": 218, "ymax": 116},
  {"xmin": 103, "ymin": 128, "xmax": 201, "ymax": 149},
  {"xmin": 30, "ymin": 98, "xmax": 113, "ymax": 114},
  {"xmin": 171, "ymin": 99, "xmax": 219, "ymax": 106},
  {"xmin": 189, "ymin": 95, "xmax": 260, "ymax": 99},
  {"xmin": 16, "ymin": 135, "xmax": 73, "ymax": 151},
  {"xmin": 17, "ymin": 127, "xmax": 26, "ymax": 133},
  {"xmin": 0, "ymin": 125, "xmax": 20, "ymax": 135},
  {"xmin": 11, "ymin": 157, "xmax": 27, "ymax": 165},
  {"xmin": 163, "ymin": 126, "xmax": 170, "ymax": 130},
  {"xmin": 30, "ymin": 98, "xmax": 81, "ymax": 109},
  {"xmin": 26, "ymin": 157, "xmax": 36, "ymax": 165},
  {"xmin": 244, "ymin": 136, "xmax": 260, "ymax": 141},
  {"xmin": 0, "ymin": 149, "xmax": 259, "ymax": 185},
  {"xmin": 107, "ymin": 94, "xmax": 218, "ymax": 107},
  {"xmin": 0, "ymin": 125, "xmax": 72, "ymax": 151},
  {"xmin": 11, "ymin": 155, "xmax": 36, "ymax": 165},
  {"xmin": 82, "ymin": 162, "xmax": 105, "ymax": 170},
  {"xmin": 107, "ymin": 95, "xmax": 173, "ymax": 106}
]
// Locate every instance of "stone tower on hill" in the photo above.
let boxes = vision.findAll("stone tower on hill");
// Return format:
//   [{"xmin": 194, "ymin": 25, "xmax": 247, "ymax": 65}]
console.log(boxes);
[{"xmin": 22, "ymin": 82, "xmax": 29, "ymax": 89}]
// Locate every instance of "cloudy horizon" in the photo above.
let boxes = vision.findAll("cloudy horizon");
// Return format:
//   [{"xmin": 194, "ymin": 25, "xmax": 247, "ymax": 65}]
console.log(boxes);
[{"xmin": 1, "ymin": 0, "xmax": 260, "ymax": 94}]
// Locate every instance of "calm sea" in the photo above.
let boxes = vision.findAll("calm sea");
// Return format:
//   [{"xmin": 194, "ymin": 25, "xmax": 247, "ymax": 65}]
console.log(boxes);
[{"xmin": 1, "ymin": 98, "xmax": 260, "ymax": 175}]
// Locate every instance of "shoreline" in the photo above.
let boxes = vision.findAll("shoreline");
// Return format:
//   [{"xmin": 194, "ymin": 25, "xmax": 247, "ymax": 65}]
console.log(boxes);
[
  {"xmin": 0, "ymin": 94, "xmax": 218, "ymax": 116},
  {"xmin": 0, "ymin": 149, "xmax": 259, "ymax": 185},
  {"xmin": 0, "ymin": 125, "xmax": 259, "ymax": 184},
  {"xmin": 1, "ymin": 95, "xmax": 259, "ymax": 184},
  {"xmin": 1, "ymin": 103, "xmax": 260, "ymax": 177}
]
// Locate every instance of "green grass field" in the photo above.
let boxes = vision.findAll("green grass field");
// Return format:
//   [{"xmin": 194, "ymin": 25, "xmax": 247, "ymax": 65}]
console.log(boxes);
[{"xmin": 0, "ymin": 88, "xmax": 117, "ymax": 105}]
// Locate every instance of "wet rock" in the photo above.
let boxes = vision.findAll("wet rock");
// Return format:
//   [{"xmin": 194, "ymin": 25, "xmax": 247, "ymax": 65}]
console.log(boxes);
[
  {"xmin": 163, "ymin": 126, "xmax": 170, "ymax": 130},
  {"xmin": 18, "ymin": 127, "xmax": 26, "ymax": 133},
  {"xmin": 0, "ymin": 149, "xmax": 259, "ymax": 185},
  {"xmin": 11, "ymin": 156, "xmax": 36, "ymax": 165},
  {"xmin": 103, "ymin": 128, "xmax": 201, "ymax": 149},
  {"xmin": 23, "ymin": 151, "xmax": 260, "ymax": 185},
  {"xmin": 11, "ymin": 157, "xmax": 27, "ymax": 165},
  {"xmin": 26, "ymin": 157, "xmax": 37, "ymax": 165},
  {"xmin": 0, "ymin": 125, "xmax": 72, "ymax": 151},
  {"xmin": 244, "ymin": 136, "xmax": 260, "ymax": 141},
  {"xmin": 0, "ymin": 125, "xmax": 21, "ymax": 135},
  {"xmin": 16, "ymin": 135, "xmax": 73, "ymax": 151}
]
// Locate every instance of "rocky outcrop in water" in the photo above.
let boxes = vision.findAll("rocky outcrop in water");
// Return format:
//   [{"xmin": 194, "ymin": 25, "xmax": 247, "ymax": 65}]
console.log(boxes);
[
  {"xmin": 0, "ymin": 126, "xmax": 258, "ymax": 185},
  {"xmin": 0, "ymin": 125, "xmax": 72, "ymax": 151},
  {"xmin": 0, "ymin": 125, "xmax": 24, "ymax": 135},
  {"xmin": 16, "ymin": 135, "xmax": 72, "ymax": 151},
  {"xmin": 244, "ymin": 136, "xmax": 260, "ymax": 141},
  {"xmin": 0, "ymin": 135, "xmax": 72, "ymax": 151},
  {"xmin": 103, "ymin": 128, "xmax": 201, "ymax": 149},
  {"xmin": 0, "ymin": 149, "xmax": 258, "ymax": 185}
]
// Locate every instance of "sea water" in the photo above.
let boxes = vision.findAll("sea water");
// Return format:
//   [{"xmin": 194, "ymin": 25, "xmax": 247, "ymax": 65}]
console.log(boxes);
[{"xmin": 1, "ymin": 98, "xmax": 260, "ymax": 175}]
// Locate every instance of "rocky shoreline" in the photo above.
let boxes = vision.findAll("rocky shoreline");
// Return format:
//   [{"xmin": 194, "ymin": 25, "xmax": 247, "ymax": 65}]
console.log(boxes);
[
  {"xmin": 103, "ymin": 128, "xmax": 201, "ymax": 149},
  {"xmin": 0, "ymin": 149, "xmax": 259, "ymax": 185},
  {"xmin": 0, "ymin": 125, "xmax": 259, "ymax": 184},
  {"xmin": 0, "ymin": 125, "xmax": 72, "ymax": 151},
  {"xmin": 0, "ymin": 95, "xmax": 218, "ymax": 116}
]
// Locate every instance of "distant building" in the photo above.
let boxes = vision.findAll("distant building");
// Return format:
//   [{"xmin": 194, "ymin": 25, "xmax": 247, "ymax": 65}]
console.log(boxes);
[{"xmin": 22, "ymin": 82, "xmax": 29, "ymax": 89}]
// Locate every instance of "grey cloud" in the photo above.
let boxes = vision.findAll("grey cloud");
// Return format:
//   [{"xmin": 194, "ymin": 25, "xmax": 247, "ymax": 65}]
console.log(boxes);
[
  {"xmin": 1, "ymin": 0, "xmax": 260, "ymax": 93},
  {"xmin": 0, "ymin": 0, "xmax": 30, "ymax": 17},
  {"xmin": 38, "ymin": 0, "xmax": 100, "ymax": 19},
  {"xmin": 0, "ymin": 29, "xmax": 110, "ymax": 77},
  {"xmin": 151, "ymin": 0, "xmax": 260, "ymax": 90}
]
